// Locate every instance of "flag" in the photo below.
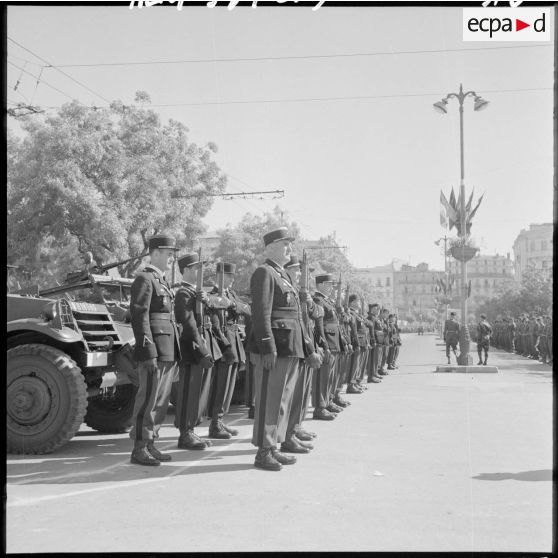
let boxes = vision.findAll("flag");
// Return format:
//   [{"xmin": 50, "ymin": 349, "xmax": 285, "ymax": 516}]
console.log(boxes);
[
  {"xmin": 465, "ymin": 188, "xmax": 474, "ymax": 213},
  {"xmin": 449, "ymin": 188, "xmax": 458, "ymax": 231},
  {"xmin": 440, "ymin": 191, "xmax": 458, "ymax": 229},
  {"xmin": 467, "ymin": 193, "xmax": 484, "ymax": 223},
  {"xmin": 440, "ymin": 200, "xmax": 448, "ymax": 228}
]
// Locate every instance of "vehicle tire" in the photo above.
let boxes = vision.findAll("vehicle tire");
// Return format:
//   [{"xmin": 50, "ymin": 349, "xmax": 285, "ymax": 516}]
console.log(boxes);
[
  {"xmin": 84, "ymin": 383, "xmax": 138, "ymax": 433},
  {"xmin": 7, "ymin": 343, "xmax": 87, "ymax": 455}
]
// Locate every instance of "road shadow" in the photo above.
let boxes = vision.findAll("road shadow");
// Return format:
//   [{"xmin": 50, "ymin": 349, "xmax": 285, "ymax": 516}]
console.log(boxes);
[
  {"xmin": 473, "ymin": 469, "xmax": 552, "ymax": 482},
  {"xmin": 7, "ymin": 407, "xmax": 256, "ymax": 486}
]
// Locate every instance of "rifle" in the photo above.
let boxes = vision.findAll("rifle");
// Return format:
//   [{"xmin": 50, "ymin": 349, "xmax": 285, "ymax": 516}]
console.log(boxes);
[
  {"xmin": 336, "ymin": 272, "xmax": 342, "ymax": 311},
  {"xmin": 195, "ymin": 247, "xmax": 205, "ymax": 335},
  {"xmin": 300, "ymin": 250, "xmax": 309, "ymax": 329},
  {"xmin": 216, "ymin": 261, "xmax": 227, "ymax": 330},
  {"xmin": 344, "ymin": 282, "xmax": 350, "ymax": 314},
  {"xmin": 66, "ymin": 252, "xmax": 148, "ymax": 283}
]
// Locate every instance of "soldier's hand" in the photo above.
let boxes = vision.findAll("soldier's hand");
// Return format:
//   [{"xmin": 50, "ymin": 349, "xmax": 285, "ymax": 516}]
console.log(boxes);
[
  {"xmin": 323, "ymin": 350, "xmax": 333, "ymax": 364},
  {"xmin": 145, "ymin": 358, "xmax": 159, "ymax": 375},
  {"xmin": 196, "ymin": 290, "xmax": 208, "ymax": 303},
  {"xmin": 306, "ymin": 351, "xmax": 322, "ymax": 369},
  {"xmin": 200, "ymin": 354, "xmax": 215, "ymax": 369},
  {"xmin": 222, "ymin": 346, "xmax": 236, "ymax": 364},
  {"xmin": 262, "ymin": 352, "xmax": 277, "ymax": 370}
]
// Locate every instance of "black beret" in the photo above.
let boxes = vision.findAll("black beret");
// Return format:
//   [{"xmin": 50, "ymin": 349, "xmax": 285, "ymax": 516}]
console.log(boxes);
[
  {"xmin": 348, "ymin": 294, "xmax": 358, "ymax": 303},
  {"xmin": 368, "ymin": 303, "xmax": 379, "ymax": 310}
]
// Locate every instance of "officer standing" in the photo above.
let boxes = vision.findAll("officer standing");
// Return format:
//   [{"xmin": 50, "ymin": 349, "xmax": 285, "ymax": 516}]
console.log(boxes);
[
  {"xmin": 443, "ymin": 311, "xmax": 460, "ymax": 365},
  {"xmin": 129, "ymin": 234, "xmax": 180, "ymax": 466},
  {"xmin": 206, "ymin": 263, "xmax": 247, "ymax": 439},
  {"xmin": 281, "ymin": 254, "xmax": 322, "ymax": 454},
  {"xmin": 378, "ymin": 308, "xmax": 391, "ymax": 374},
  {"xmin": 366, "ymin": 303, "xmax": 383, "ymax": 383},
  {"xmin": 312, "ymin": 274, "xmax": 345, "ymax": 418},
  {"xmin": 174, "ymin": 252, "xmax": 220, "ymax": 450},
  {"xmin": 247, "ymin": 228, "xmax": 320, "ymax": 471},
  {"xmin": 476, "ymin": 314, "xmax": 493, "ymax": 365}
]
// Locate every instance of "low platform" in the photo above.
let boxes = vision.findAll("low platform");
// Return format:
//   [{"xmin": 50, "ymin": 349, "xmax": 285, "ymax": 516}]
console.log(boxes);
[{"xmin": 435, "ymin": 365, "xmax": 498, "ymax": 373}]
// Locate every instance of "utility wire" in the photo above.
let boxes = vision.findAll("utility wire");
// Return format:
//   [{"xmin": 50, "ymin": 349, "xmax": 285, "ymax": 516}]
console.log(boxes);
[
  {"xmin": 8, "ymin": 36, "xmax": 111, "ymax": 103},
  {"xmin": 44, "ymin": 44, "xmax": 553, "ymax": 68},
  {"xmin": 36, "ymin": 85, "xmax": 553, "ymax": 111},
  {"xmin": 8, "ymin": 61, "xmax": 76, "ymax": 102}
]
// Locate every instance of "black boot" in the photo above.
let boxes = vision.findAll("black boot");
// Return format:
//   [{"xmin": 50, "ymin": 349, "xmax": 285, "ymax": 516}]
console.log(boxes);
[
  {"xmin": 147, "ymin": 441, "xmax": 172, "ymax": 462},
  {"xmin": 131, "ymin": 441, "xmax": 161, "ymax": 466},
  {"xmin": 221, "ymin": 422, "xmax": 239, "ymax": 436},
  {"xmin": 254, "ymin": 447, "xmax": 282, "ymax": 471},
  {"xmin": 208, "ymin": 419, "xmax": 232, "ymax": 439},
  {"xmin": 178, "ymin": 429, "xmax": 207, "ymax": 450}
]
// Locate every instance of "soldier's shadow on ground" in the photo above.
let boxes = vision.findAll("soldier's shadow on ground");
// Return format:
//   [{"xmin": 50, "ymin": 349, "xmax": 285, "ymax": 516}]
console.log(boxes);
[
  {"xmin": 473, "ymin": 469, "xmax": 552, "ymax": 482},
  {"xmin": 7, "ymin": 410, "xmax": 257, "ymax": 486}
]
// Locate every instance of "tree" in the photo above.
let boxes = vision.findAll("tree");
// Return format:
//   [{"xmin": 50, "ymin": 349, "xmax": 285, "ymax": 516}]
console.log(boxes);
[
  {"xmin": 476, "ymin": 267, "xmax": 552, "ymax": 318},
  {"xmin": 8, "ymin": 93, "xmax": 226, "ymax": 288},
  {"xmin": 211, "ymin": 206, "xmax": 301, "ymax": 295}
]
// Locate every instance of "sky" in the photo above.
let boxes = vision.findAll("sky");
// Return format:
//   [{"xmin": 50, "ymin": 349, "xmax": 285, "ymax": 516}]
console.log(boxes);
[{"xmin": 7, "ymin": 3, "xmax": 554, "ymax": 271}]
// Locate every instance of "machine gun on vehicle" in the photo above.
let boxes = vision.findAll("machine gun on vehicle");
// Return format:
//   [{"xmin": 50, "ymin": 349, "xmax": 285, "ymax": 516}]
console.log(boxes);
[{"xmin": 65, "ymin": 252, "xmax": 147, "ymax": 284}]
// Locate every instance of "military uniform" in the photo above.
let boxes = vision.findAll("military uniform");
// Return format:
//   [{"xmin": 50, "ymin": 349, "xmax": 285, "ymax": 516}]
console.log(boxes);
[
  {"xmin": 443, "ymin": 315, "xmax": 460, "ymax": 364},
  {"xmin": 129, "ymin": 235, "xmax": 180, "ymax": 465},
  {"xmin": 312, "ymin": 276, "xmax": 344, "ymax": 417},
  {"xmin": 378, "ymin": 311, "xmax": 390, "ymax": 374},
  {"xmin": 206, "ymin": 263, "xmax": 249, "ymax": 438},
  {"xmin": 476, "ymin": 316, "xmax": 493, "ymax": 365},
  {"xmin": 174, "ymin": 253, "xmax": 221, "ymax": 450},
  {"xmin": 366, "ymin": 305, "xmax": 383, "ymax": 382},
  {"xmin": 247, "ymin": 228, "xmax": 315, "ymax": 471}
]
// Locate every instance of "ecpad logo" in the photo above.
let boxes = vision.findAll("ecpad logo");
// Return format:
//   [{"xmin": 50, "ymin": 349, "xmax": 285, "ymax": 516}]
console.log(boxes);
[{"xmin": 463, "ymin": 8, "xmax": 551, "ymax": 41}]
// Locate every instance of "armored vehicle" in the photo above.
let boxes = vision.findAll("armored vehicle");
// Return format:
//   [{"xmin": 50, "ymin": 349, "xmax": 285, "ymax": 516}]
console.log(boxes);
[{"xmin": 7, "ymin": 270, "xmax": 140, "ymax": 454}]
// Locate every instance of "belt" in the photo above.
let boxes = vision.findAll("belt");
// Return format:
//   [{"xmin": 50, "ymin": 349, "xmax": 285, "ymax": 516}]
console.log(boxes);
[
  {"xmin": 271, "ymin": 309, "xmax": 300, "ymax": 319},
  {"xmin": 324, "ymin": 320, "xmax": 339, "ymax": 326},
  {"xmin": 150, "ymin": 313, "xmax": 174, "ymax": 322}
]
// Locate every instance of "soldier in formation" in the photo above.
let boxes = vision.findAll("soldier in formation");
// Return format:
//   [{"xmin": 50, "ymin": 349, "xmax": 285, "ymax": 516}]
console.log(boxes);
[
  {"xmin": 128, "ymin": 230, "xmax": 405, "ymax": 467},
  {"xmin": 490, "ymin": 312, "xmax": 552, "ymax": 366}
]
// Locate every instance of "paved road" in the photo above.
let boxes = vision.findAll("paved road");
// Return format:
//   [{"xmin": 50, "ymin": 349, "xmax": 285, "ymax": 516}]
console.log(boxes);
[{"xmin": 7, "ymin": 334, "xmax": 552, "ymax": 553}]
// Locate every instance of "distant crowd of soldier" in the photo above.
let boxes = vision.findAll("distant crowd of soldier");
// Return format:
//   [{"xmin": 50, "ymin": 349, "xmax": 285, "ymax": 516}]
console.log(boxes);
[
  {"xmin": 127, "ymin": 229, "xmax": 403, "ymax": 471},
  {"xmin": 470, "ymin": 314, "xmax": 553, "ymax": 365}
]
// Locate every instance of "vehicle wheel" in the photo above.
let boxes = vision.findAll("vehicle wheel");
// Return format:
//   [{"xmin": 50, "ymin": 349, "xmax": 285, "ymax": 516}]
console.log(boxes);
[
  {"xmin": 7, "ymin": 344, "xmax": 87, "ymax": 455},
  {"xmin": 84, "ymin": 384, "xmax": 138, "ymax": 433}
]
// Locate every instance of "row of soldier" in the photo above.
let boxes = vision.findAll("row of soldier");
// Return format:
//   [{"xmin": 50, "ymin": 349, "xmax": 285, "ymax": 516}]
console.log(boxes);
[
  {"xmin": 474, "ymin": 314, "xmax": 553, "ymax": 365},
  {"xmin": 127, "ymin": 229, "xmax": 402, "ymax": 471}
]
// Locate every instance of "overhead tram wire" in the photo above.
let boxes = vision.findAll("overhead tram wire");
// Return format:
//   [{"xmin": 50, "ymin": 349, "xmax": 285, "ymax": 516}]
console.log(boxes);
[
  {"xmin": 8, "ymin": 37, "xmax": 111, "ymax": 104},
  {"xmin": 45, "ymin": 44, "xmax": 553, "ymax": 68},
  {"xmin": 8, "ymin": 61, "xmax": 77, "ymax": 102}
]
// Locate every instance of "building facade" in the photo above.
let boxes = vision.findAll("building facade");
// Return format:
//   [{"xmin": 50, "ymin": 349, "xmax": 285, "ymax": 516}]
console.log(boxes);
[
  {"xmin": 352, "ymin": 263, "xmax": 396, "ymax": 309},
  {"xmin": 448, "ymin": 253, "xmax": 515, "ymax": 317},
  {"xmin": 393, "ymin": 263, "xmax": 446, "ymax": 321},
  {"xmin": 512, "ymin": 223, "xmax": 553, "ymax": 282}
]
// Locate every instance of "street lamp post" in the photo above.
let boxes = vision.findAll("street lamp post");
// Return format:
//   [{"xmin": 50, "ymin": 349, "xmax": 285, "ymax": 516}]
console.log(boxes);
[{"xmin": 434, "ymin": 84, "xmax": 489, "ymax": 365}]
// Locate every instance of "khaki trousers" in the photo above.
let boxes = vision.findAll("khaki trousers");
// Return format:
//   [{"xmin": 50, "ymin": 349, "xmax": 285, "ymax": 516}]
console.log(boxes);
[
  {"xmin": 251, "ymin": 355, "xmax": 300, "ymax": 449},
  {"xmin": 130, "ymin": 360, "xmax": 177, "ymax": 443}
]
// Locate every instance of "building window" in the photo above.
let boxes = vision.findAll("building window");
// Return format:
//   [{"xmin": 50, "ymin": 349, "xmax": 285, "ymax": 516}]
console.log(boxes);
[
  {"xmin": 542, "ymin": 260, "xmax": 548, "ymax": 269},
  {"xmin": 376, "ymin": 278, "xmax": 382, "ymax": 287},
  {"xmin": 541, "ymin": 240, "xmax": 548, "ymax": 251},
  {"xmin": 386, "ymin": 277, "xmax": 391, "ymax": 287}
]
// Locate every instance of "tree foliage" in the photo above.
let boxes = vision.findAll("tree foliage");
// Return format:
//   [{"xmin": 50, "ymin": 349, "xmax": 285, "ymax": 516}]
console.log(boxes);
[
  {"xmin": 7, "ymin": 93, "xmax": 226, "ymax": 288},
  {"xmin": 477, "ymin": 267, "xmax": 553, "ymax": 318}
]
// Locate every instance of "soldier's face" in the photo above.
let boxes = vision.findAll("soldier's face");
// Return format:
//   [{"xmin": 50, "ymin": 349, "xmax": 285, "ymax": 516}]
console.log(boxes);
[
  {"xmin": 267, "ymin": 240, "xmax": 292, "ymax": 265},
  {"xmin": 151, "ymin": 248, "xmax": 175, "ymax": 272}
]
